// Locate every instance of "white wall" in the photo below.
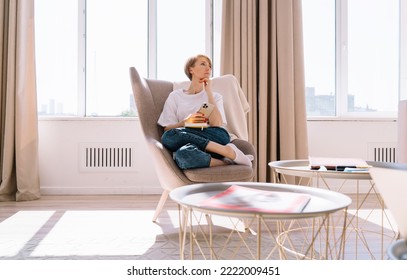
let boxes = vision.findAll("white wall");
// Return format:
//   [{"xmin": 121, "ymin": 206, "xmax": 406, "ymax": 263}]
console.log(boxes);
[
  {"xmin": 307, "ymin": 119, "xmax": 397, "ymax": 193},
  {"xmin": 307, "ymin": 119, "xmax": 397, "ymax": 159},
  {"xmin": 38, "ymin": 118, "xmax": 398, "ymax": 195},
  {"xmin": 38, "ymin": 118, "xmax": 161, "ymax": 195}
]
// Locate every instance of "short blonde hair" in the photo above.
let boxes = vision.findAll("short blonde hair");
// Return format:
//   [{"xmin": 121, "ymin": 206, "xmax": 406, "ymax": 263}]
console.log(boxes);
[{"xmin": 184, "ymin": 54, "xmax": 212, "ymax": 80}]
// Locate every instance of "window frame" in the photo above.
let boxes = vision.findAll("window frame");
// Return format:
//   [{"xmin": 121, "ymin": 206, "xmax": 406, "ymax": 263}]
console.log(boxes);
[
  {"xmin": 306, "ymin": 0, "xmax": 401, "ymax": 121},
  {"xmin": 400, "ymin": 0, "xmax": 407, "ymax": 101}
]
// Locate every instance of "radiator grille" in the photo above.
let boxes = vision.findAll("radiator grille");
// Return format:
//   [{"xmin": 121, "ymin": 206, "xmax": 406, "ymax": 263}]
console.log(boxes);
[
  {"xmin": 367, "ymin": 143, "xmax": 397, "ymax": 163},
  {"xmin": 372, "ymin": 147, "xmax": 397, "ymax": 163},
  {"xmin": 79, "ymin": 143, "xmax": 136, "ymax": 172}
]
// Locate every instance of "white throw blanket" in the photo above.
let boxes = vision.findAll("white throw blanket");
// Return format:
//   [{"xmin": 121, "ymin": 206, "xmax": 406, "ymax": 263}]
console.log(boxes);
[{"xmin": 173, "ymin": 74, "xmax": 250, "ymax": 141}]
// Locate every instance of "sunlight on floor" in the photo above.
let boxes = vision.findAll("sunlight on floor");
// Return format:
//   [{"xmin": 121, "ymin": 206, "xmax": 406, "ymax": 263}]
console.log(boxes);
[
  {"xmin": 0, "ymin": 211, "xmax": 55, "ymax": 257},
  {"xmin": 346, "ymin": 209, "xmax": 398, "ymax": 232},
  {"xmin": 0, "ymin": 210, "xmax": 181, "ymax": 258},
  {"xmin": 0, "ymin": 202, "xmax": 400, "ymax": 260},
  {"xmin": 33, "ymin": 210, "xmax": 156, "ymax": 257}
]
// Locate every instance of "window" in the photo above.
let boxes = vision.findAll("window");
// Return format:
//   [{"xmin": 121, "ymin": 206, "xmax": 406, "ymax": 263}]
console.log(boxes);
[
  {"xmin": 156, "ymin": 0, "xmax": 206, "ymax": 81},
  {"xmin": 302, "ymin": 0, "xmax": 400, "ymax": 118},
  {"xmin": 85, "ymin": 0, "xmax": 148, "ymax": 116},
  {"xmin": 35, "ymin": 0, "xmax": 79, "ymax": 116},
  {"xmin": 35, "ymin": 0, "xmax": 221, "ymax": 117}
]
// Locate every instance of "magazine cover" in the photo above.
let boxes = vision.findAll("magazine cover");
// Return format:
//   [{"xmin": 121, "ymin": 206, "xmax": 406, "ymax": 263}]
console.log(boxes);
[{"xmin": 200, "ymin": 185, "xmax": 311, "ymax": 213}]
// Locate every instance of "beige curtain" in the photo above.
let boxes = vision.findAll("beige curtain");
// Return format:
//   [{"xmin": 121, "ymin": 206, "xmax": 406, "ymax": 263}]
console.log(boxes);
[
  {"xmin": 221, "ymin": 0, "xmax": 308, "ymax": 182},
  {"xmin": 0, "ymin": 0, "xmax": 40, "ymax": 201}
]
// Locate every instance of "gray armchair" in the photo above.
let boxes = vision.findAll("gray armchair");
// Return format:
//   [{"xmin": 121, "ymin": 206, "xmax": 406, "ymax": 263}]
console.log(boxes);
[{"xmin": 129, "ymin": 67, "xmax": 256, "ymax": 222}]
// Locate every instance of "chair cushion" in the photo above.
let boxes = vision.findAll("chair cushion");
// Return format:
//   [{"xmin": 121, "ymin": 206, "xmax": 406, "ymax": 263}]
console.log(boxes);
[{"xmin": 183, "ymin": 164, "xmax": 254, "ymax": 182}]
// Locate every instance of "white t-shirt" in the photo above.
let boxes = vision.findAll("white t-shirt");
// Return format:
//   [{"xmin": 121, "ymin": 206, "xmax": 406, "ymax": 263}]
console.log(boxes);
[{"xmin": 157, "ymin": 89, "xmax": 227, "ymax": 128}]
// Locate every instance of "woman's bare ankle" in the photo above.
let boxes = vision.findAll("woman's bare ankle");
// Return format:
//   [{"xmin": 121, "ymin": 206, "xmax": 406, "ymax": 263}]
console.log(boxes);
[
  {"xmin": 225, "ymin": 144, "xmax": 236, "ymax": 159},
  {"xmin": 210, "ymin": 158, "xmax": 228, "ymax": 167}
]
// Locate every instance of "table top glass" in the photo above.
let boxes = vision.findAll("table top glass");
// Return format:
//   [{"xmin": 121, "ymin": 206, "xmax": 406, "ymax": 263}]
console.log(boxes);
[{"xmin": 170, "ymin": 182, "xmax": 352, "ymax": 219}]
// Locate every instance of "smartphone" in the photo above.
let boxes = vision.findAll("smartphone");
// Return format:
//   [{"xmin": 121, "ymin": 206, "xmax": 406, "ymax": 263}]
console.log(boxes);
[{"xmin": 198, "ymin": 102, "xmax": 214, "ymax": 118}]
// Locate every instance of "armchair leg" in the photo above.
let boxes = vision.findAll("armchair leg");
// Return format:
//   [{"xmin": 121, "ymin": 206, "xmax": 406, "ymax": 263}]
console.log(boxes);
[{"xmin": 152, "ymin": 190, "xmax": 169, "ymax": 222}]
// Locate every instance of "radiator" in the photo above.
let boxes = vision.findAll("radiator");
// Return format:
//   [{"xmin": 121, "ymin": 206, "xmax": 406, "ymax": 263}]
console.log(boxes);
[
  {"xmin": 367, "ymin": 142, "xmax": 397, "ymax": 163},
  {"xmin": 79, "ymin": 143, "xmax": 137, "ymax": 172}
]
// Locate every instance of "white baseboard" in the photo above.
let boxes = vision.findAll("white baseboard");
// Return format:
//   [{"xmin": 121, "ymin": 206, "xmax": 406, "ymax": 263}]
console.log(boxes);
[{"xmin": 40, "ymin": 186, "xmax": 163, "ymax": 195}]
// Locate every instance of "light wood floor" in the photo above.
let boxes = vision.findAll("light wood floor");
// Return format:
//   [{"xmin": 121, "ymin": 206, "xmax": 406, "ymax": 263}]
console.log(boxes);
[{"xmin": 0, "ymin": 193, "xmax": 399, "ymax": 260}]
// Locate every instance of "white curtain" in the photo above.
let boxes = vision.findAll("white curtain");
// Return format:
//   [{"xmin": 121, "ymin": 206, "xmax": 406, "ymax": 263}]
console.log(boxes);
[{"xmin": 0, "ymin": 0, "xmax": 40, "ymax": 201}]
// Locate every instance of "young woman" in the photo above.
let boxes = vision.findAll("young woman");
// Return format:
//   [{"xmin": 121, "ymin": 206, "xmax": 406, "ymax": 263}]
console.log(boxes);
[{"xmin": 157, "ymin": 54, "xmax": 253, "ymax": 170}]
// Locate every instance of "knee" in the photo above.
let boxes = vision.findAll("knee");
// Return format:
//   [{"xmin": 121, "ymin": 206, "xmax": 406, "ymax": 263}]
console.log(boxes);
[
  {"xmin": 207, "ymin": 127, "xmax": 230, "ymax": 145},
  {"xmin": 218, "ymin": 137, "xmax": 230, "ymax": 146},
  {"xmin": 161, "ymin": 128, "xmax": 177, "ymax": 141},
  {"xmin": 161, "ymin": 129, "xmax": 180, "ymax": 150}
]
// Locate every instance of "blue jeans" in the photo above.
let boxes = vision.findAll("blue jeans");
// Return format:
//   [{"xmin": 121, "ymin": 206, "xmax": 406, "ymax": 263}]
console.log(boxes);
[{"xmin": 161, "ymin": 127, "xmax": 231, "ymax": 169}]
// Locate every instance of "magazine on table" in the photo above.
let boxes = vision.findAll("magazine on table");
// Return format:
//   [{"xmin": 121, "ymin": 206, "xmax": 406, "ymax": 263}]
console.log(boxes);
[{"xmin": 200, "ymin": 185, "xmax": 311, "ymax": 213}]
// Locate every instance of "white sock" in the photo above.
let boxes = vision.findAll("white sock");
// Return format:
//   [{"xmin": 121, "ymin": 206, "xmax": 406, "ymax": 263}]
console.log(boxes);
[
  {"xmin": 223, "ymin": 158, "xmax": 235, "ymax": 165},
  {"xmin": 227, "ymin": 143, "xmax": 253, "ymax": 167}
]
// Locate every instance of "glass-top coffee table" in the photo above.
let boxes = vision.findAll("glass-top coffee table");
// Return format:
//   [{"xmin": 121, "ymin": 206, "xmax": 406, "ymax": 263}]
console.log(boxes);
[{"xmin": 170, "ymin": 182, "xmax": 351, "ymax": 260}]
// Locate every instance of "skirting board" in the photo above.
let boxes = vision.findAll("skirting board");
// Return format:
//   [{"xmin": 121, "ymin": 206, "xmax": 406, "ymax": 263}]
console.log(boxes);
[{"xmin": 40, "ymin": 186, "xmax": 163, "ymax": 195}]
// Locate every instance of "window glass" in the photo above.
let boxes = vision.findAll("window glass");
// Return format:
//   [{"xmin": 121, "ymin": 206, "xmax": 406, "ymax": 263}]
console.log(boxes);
[
  {"xmin": 156, "ymin": 0, "xmax": 206, "ymax": 81},
  {"xmin": 35, "ymin": 0, "xmax": 79, "ymax": 116},
  {"xmin": 302, "ymin": 0, "xmax": 336, "ymax": 116},
  {"xmin": 213, "ymin": 0, "xmax": 222, "ymax": 78},
  {"xmin": 302, "ymin": 0, "xmax": 399, "ymax": 117},
  {"xmin": 86, "ymin": 0, "xmax": 148, "ymax": 116},
  {"xmin": 347, "ymin": 0, "xmax": 399, "ymax": 114}
]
